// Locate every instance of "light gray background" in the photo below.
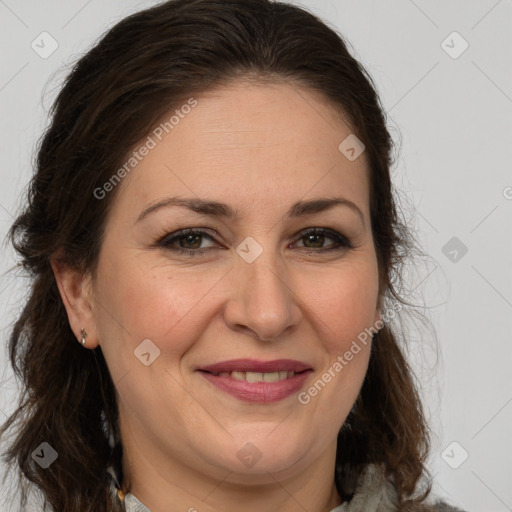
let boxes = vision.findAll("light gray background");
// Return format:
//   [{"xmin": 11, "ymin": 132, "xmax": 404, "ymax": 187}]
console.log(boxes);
[{"xmin": 1, "ymin": 1, "xmax": 511, "ymax": 511}]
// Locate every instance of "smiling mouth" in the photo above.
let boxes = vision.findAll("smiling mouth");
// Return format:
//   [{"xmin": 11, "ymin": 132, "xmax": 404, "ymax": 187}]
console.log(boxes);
[
  {"xmin": 197, "ymin": 368, "xmax": 313, "ymax": 403},
  {"xmin": 200, "ymin": 369, "xmax": 307, "ymax": 382}
]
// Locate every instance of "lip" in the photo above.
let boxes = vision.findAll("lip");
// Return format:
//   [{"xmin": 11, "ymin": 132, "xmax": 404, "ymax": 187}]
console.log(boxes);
[
  {"xmin": 198, "ymin": 358, "xmax": 312, "ymax": 373},
  {"xmin": 197, "ymin": 359, "xmax": 313, "ymax": 403},
  {"xmin": 198, "ymin": 370, "xmax": 313, "ymax": 403}
]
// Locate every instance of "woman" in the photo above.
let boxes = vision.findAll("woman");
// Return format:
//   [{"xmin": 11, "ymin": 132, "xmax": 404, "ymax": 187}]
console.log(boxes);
[{"xmin": 0, "ymin": 1, "xmax": 467, "ymax": 511}]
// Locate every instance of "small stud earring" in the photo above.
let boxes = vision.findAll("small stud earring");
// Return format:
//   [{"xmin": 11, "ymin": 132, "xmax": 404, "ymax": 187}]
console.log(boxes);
[{"xmin": 81, "ymin": 328, "xmax": 88, "ymax": 346}]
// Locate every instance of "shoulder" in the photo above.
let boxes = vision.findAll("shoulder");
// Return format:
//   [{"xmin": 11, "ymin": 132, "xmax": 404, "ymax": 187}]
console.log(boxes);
[{"xmin": 350, "ymin": 464, "xmax": 468, "ymax": 512}]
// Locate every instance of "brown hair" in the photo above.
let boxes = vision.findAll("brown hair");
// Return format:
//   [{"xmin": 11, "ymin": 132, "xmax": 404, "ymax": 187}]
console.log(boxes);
[{"xmin": 1, "ymin": 0, "xmax": 433, "ymax": 510}]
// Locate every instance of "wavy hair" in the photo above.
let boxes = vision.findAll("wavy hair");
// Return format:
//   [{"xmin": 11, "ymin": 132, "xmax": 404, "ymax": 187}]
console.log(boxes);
[{"xmin": 1, "ymin": 1, "xmax": 433, "ymax": 510}]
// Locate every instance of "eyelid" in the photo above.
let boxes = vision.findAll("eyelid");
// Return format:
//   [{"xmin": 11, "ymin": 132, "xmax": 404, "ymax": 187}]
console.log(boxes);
[
  {"xmin": 156, "ymin": 226, "xmax": 353, "ymax": 255},
  {"xmin": 292, "ymin": 227, "xmax": 352, "ymax": 248},
  {"xmin": 289, "ymin": 229, "xmax": 353, "ymax": 255},
  {"xmin": 158, "ymin": 227, "xmax": 219, "ymax": 247}
]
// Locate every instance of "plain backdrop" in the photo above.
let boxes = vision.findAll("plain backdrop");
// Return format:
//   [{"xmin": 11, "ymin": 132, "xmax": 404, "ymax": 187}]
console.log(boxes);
[{"xmin": 0, "ymin": 1, "xmax": 511, "ymax": 511}]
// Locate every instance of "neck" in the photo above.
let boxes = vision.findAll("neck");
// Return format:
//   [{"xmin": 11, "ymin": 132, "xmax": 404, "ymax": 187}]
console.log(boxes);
[{"xmin": 121, "ymin": 425, "xmax": 342, "ymax": 512}]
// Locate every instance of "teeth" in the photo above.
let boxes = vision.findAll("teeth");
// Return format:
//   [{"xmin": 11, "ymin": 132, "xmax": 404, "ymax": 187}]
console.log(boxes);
[
  {"xmin": 263, "ymin": 372, "xmax": 280, "ymax": 383},
  {"xmin": 214, "ymin": 370, "xmax": 297, "ymax": 382},
  {"xmin": 246, "ymin": 371, "xmax": 263, "ymax": 383}
]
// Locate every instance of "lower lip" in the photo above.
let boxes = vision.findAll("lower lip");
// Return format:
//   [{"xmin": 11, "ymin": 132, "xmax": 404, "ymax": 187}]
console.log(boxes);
[{"xmin": 198, "ymin": 370, "xmax": 313, "ymax": 403}]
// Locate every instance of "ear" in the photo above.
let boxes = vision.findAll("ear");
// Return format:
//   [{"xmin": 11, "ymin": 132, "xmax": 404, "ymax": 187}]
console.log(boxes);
[{"xmin": 50, "ymin": 255, "xmax": 98, "ymax": 349}]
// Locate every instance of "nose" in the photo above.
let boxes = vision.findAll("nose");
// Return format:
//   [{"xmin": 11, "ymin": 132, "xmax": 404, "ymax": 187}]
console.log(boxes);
[{"xmin": 223, "ymin": 246, "xmax": 302, "ymax": 342}]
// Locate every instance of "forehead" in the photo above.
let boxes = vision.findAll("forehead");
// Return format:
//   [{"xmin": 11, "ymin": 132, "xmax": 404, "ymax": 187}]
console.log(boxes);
[{"xmin": 108, "ymin": 81, "xmax": 370, "ymax": 223}]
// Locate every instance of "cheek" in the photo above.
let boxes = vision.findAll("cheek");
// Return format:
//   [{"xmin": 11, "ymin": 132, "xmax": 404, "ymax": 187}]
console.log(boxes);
[
  {"xmin": 94, "ymin": 253, "xmax": 223, "ymax": 362},
  {"xmin": 301, "ymin": 261, "xmax": 379, "ymax": 350},
  {"xmin": 300, "ymin": 268, "xmax": 377, "ymax": 420},
  {"xmin": 323, "ymin": 267, "xmax": 378, "ymax": 401}
]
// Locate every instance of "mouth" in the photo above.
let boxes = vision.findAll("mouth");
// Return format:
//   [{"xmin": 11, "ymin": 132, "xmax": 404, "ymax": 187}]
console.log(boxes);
[
  {"xmin": 199, "ymin": 369, "xmax": 308, "ymax": 382},
  {"xmin": 196, "ymin": 359, "xmax": 313, "ymax": 403},
  {"xmin": 197, "ymin": 358, "xmax": 312, "ymax": 374}
]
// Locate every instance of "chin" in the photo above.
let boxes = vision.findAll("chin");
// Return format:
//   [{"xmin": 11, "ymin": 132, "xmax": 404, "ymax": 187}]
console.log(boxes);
[{"xmin": 204, "ymin": 431, "xmax": 312, "ymax": 479}]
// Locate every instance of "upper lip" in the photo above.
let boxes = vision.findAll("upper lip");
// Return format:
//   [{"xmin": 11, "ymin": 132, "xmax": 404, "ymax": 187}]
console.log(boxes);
[{"xmin": 198, "ymin": 359, "xmax": 312, "ymax": 373}]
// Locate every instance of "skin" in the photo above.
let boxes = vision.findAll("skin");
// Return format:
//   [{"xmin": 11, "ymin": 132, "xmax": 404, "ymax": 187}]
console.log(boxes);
[{"xmin": 52, "ymin": 80, "xmax": 382, "ymax": 512}]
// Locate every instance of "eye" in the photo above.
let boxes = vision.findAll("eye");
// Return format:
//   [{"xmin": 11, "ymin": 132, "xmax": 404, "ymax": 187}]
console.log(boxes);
[
  {"xmin": 157, "ymin": 228, "xmax": 219, "ymax": 256},
  {"xmin": 156, "ymin": 227, "xmax": 352, "ymax": 257},
  {"xmin": 292, "ymin": 228, "xmax": 353, "ymax": 253}
]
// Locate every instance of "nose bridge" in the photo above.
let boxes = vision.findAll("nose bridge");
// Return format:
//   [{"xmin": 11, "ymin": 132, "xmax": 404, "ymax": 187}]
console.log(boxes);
[{"xmin": 226, "ymin": 237, "xmax": 301, "ymax": 341}]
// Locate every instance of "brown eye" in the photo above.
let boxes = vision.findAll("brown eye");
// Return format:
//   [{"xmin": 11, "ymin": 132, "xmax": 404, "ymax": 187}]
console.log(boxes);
[
  {"xmin": 157, "ymin": 227, "xmax": 352, "ymax": 257},
  {"xmin": 294, "ymin": 228, "xmax": 352, "ymax": 253},
  {"xmin": 303, "ymin": 232, "xmax": 326, "ymax": 248},
  {"xmin": 176, "ymin": 233, "xmax": 203, "ymax": 249},
  {"xmin": 158, "ymin": 229, "xmax": 218, "ymax": 256}
]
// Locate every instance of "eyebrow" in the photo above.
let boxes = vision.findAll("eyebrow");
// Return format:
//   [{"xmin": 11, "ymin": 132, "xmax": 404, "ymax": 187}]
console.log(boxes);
[{"xmin": 136, "ymin": 196, "xmax": 365, "ymax": 226}]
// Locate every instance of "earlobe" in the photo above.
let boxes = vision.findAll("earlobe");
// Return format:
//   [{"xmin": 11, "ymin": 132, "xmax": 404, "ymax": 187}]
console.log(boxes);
[{"xmin": 50, "ymin": 256, "xmax": 98, "ymax": 348}]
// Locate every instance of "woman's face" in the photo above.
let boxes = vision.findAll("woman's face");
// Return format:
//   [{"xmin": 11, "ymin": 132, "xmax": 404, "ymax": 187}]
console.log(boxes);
[{"xmin": 86, "ymin": 81, "xmax": 381, "ymax": 484}]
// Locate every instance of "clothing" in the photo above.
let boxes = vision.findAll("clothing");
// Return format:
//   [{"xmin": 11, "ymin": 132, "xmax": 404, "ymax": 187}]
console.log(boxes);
[{"xmin": 108, "ymin": 463, "xmax": 466, "ymax": 512}]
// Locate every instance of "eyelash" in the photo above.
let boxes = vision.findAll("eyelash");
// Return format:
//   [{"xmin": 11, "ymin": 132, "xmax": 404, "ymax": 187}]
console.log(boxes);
[{"xmin": 156, "ymin": 227, "xmax": 353, "ymax": 257}]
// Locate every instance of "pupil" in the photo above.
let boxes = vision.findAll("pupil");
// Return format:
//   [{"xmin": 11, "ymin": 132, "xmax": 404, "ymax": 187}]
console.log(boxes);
[
  {"xmin": 305, "ymin": 233, "xmax": 323, "ymax": 248},
  {"xmin": 182, "ymin": 234, "xmax": 201, "ymax": 249}
]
